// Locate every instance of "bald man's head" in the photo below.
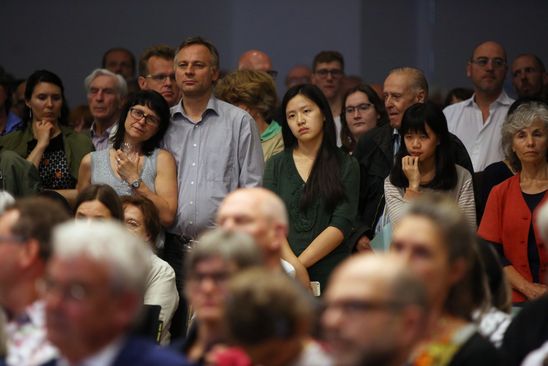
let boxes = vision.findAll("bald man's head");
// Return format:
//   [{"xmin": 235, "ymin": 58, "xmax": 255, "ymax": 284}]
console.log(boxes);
[
  {"xmin": 217, "ymin": 188, "xmax": 287, "ymax": 265},
  {"xmin": 238, "ymin": 50, "xmax": 273, "ymax": 73}
]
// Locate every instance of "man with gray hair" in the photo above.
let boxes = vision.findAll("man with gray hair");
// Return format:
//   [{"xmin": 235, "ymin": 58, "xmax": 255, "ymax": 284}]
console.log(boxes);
[
  {"xmin": 84, "ymin": 68, "xmax": 127, "ymax": 151},
  {"xmin": 322, "ymin": 253, "xmax": 429, "ymax": 366},
  {"xmin": 43, "ymin": 221, "xmax": 188, "ymax": 366}
]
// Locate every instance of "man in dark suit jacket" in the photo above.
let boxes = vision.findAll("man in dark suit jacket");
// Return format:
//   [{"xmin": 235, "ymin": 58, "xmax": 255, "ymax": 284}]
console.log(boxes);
[
  {"xmin": 41, "ymin": 220, "xmax": 189, "ymax": 366},
  {"xmin": 353, "ymin": 67, "xmax": 473, "ymax": 250}
]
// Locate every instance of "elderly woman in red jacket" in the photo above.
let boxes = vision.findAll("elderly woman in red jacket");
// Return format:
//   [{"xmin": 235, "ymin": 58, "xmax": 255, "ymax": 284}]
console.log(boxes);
[{"xmin": 479, "ymin": 101, "xmax": 548, "ymax": 304}]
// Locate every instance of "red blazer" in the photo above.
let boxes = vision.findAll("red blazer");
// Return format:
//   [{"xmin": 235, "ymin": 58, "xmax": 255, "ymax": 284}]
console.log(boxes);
[{"xmin": 478, "ymin": 174, "xmax": 548, "ymax": 303}]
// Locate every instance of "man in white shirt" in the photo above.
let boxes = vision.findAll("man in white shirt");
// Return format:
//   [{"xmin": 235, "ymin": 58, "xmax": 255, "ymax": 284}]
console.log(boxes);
[{"xmin": 444, "ymin": 41, "xmax": 514, "ymax": 172}]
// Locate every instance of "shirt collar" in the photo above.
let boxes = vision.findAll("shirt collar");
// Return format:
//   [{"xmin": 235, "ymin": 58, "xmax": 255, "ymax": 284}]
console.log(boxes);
[
  {"xmin": 170, "ymin": 95, "xmax": 219, "ymax": 122},
  {"xmin": 467, "ymin": 89, "xmax": 514, "ymax": 108},
  {"xmin": 89, "ymin": 121, "xmax": 115, "ymax": 138},
  {"xmin": 261, "ymin": 120, "xmax": 282, "ymax": 141}
]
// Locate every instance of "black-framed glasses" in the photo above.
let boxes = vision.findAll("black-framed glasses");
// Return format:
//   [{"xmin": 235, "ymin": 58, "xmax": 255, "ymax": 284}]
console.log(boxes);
[
  {"xmin": 345, "ymin": 103, "xmax": 373, "ymax": 114},
  {"xmin": 38, "ymin": 278, "xmax": 90, "ymax": 302},
  {"xmin": 129, "ymin": 107, "xmax": 160, "ymax": 127},
  {"xmin": 470, "ymin": 57, "xmax": 506, "ymax": 69},
  {"xmin": 314, "ymin": 68, "xmax": 343, "ymax": 78},
  {"xmin": 188, "ymin": 271, "xmax": 230, "ymax": 287},
  {"xmin": 145, "ymin": 73, "xmax": 176, "ymax": 82}
]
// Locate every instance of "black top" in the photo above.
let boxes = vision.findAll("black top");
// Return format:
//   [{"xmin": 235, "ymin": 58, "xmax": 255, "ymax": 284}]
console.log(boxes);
[
  {"xmin": 502, "ymin": 295, "xmax": 548, "ymax": 366},
  {"xmin": 477, "ymin": 161, "xmax": 514, "ymax": 222},
  {"xmin": 522, "ymin": 191, "xmax": 545, "ymax": 283},
  {"xmin": 449, "ymin": 332, "xmax": 502, "ymax": 366}
]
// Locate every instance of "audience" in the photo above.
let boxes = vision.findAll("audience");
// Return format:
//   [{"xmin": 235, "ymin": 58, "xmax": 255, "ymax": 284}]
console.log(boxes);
[
  {"xmin": 385, "ymin": 102, "xmax": 476, "ymax": 227},
  {"xmin": 224, "ymin": 268, "xmax": 331, "ymax": 366},
  {"xmin": 215, "ymin": 69, "xmax": 283, "ymax": 161},
  {"xmin": 78, "ymin": 90, "xmax": 178, "ymax": 227},
  {"xmin": 120, "ymin": 195, "xmax": 179, "ymax": 345},
  {"xmin": 478, "ymin": 101, "xmax": 548, "ymax": 304},
  {"xmin": 444, "ymin": 41, "xmax": 514, "ymax": 172},
  {"xmin": 0, "ymin": 70, "xmax": 93, "ymax": 205},
  {"xmin": 0, "ymin": 197, "xmax": 69, "ymax": 366},
  {"xmin": 175, "ymin": 229, "xmax": 263, "ymax": 365},
  {"xmin": 311, "ymin": 51, "xmax": 345, "ymax": 146},
  {"xmin": 263, "ymin": 84, "xmax": 359, "ymax": 292},
  {"xmin": 85, "ymin": 68, "xmax": 127, "ymax": 151},
  {"xmin": 322, "ymin": 253, "xmax": 429, "ymax": 366},
  {"xmin": 391, "ymin": 193, "xmax": 501, "ymax": 365},
  {"xmin": 340, "ymin": 83, "xmax": 389, "ymax": 154},
  {"xmin": 42, "ymin": 220, "xmax": 188, "ymax": 366},
  {"xmin": 2, "ymin": 34, "xmax": 548, "ymax": 366},
  {"xmin": 138, "ymin": 45, "xmax": 180, "ymax": 107}
]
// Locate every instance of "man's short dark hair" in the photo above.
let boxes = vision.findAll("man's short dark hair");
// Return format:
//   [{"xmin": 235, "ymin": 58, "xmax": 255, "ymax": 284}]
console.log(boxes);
[
  {"xmin": 138, "ymin": 45, "xmax": 176, "ymax": 77},
  {"xmin": 312, "ymin": 51, "xmax": 345, "ymax": 72},
  {"xmin": 514, "ymin": 53, "xmax": 546, "ymax": 73},
  {"xmin": 7, "ymin": 197, "xmax": 70, "ymax": 260},
  {"xmin": 102, "ymin": 47, "xmax": 136, "ymax": 73},
  {"xmin": 176, "ymin": 36, "xmax": 219, "ymax": 70}
]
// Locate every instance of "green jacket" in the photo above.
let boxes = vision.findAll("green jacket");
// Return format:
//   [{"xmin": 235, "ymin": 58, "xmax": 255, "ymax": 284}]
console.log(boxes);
[{"xmin": 0, "ymin": 123, "xmax": 94, "ymax": 180}]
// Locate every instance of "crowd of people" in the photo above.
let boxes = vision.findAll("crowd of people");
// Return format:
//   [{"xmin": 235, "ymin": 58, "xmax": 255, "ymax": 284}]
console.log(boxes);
[{"xmin": 0, "ymin": 36, "xmax": 547, "ymax": 366}]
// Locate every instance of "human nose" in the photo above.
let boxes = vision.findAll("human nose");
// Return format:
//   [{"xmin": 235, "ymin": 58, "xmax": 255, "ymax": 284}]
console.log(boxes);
[
  {"xmin": 526, "ymin": 134, "xmax": 535, "ymax": 146},
  {"xmin": 296, "ymin": 112, "xmax": 306, "ymax": 125},
  {"xmin": 321, "ymin": 305, "xmax": 343, "ymax": 330},
  {"xmin": 45, "ymin": 97, "xmax": 53, "ymax": 108}
]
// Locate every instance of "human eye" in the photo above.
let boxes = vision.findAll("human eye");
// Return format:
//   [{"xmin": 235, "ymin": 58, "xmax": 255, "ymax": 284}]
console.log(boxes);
[
  {"xmin": 194, "ymin": 62, "xmax": 206, "ymax": 69},
  {"xmin": 37, "ymin": 94, "xmax": 47, "ymax": 100},
  {"xmin": 126, "ymin": 219, "xmax": 140, "ymax": 228},
  {"xmin": 52, "ymin": 94, "xmax": 62, "ymax": 101},
  {"xmin": 475, "ymin": 57, "xmax": 488, "ymax": 66},
  {"xmin": 358, "ymin": 103, "xmax": 371, "ymax": 112},
  {"xmin": 533, "ymin": 129, "xmax": 545, "ymax": 137},
  {"xmin": 177, "ymin": 62, "xmax": 188, "ymax": 69},
  {"xmin": 146, "ymin": 115, "xmax": 160, "ymax": 126},
  {"xmin": 287, "ymin": 112, "xmax": 296, "ymax": 120},
  {"xmin": 516, "ymin": 130, "xmax": 526, "ymax": 138},
  {"xmin": 345, "ymin": 106, "xmax": 355, "ymax": 114},
  {"xmin": 493, "ymin": 58, "xmax": 505, "ymax": 67}
]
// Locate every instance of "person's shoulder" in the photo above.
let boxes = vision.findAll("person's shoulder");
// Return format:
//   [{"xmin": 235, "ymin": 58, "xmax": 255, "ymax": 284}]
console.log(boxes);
[
  {"xmin": 114, "ymin": 337, "xmax": 190, "ymax": 366},
  {"xmin": 452, "ymin": 331, "xmax": 502, "ymax": 365},
  {"xmin": 443, "ymin": 99, "xmax": 469, "ymax": 114}
]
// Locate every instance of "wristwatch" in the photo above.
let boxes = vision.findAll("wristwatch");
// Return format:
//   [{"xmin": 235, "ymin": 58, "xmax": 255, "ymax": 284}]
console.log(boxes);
[{"xmin": 130, "ymin": 178, "xmax": 142, "ymax": 189}]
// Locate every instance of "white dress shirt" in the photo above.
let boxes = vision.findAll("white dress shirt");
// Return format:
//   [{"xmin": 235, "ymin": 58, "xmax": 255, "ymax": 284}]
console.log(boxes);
[{"xmin": 443, "ymin": 91, "xmax": 514, "ymax": 172}]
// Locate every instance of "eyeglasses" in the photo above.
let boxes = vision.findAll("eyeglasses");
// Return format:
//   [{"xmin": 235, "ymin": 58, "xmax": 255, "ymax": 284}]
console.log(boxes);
[
  {"xmin": 145, "ymin": 73, "xmax": 176, "ymax": 82},
  {"xmin": 345, "ymin": 103, "xmax": 373, "ymax": 114},
  {"xmin": 314, "ymin": 68, "xmax": 343, "ymax": 78},
  {"xmin": 470, "ymin": 57, "xmax": 506, "ymax": 69},
  {"xmin": 129, "ymin": 107, "xmax": 160, "ymax": 127},
  {"xmin": 38, "ymin": 278, "xmax": 90, "ymax": 302},
  {"xmin": 323, "ymin": 299, "xmax": 404, "ymax": 315}
]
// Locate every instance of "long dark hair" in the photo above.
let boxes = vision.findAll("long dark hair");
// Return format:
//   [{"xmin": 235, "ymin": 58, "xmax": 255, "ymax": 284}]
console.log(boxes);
[
  {"xmin": 111, "ymin": 90, "xmax": 170, "ymax": 156},
  {"xmin": 390, "ymin": 102, "xmax": 457, "ymax": 190},
  {"xmin": 280, "ymin": 84, "xmax": 345, "ymax": 211},
  {"xmin": 74, "ymin": 184, "xmax": 124, "ymax": 221},
  {"xmin": 340, "ymin": 84, "xmax": 388, "ymax": 153},
  {"xmin": 23, "ymin": 70, "xmax": 70, "ymax": 127}
]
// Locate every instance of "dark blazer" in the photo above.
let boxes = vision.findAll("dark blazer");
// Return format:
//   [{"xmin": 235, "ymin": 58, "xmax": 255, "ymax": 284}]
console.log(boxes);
[
  {"xmin": 352, "ymin": 123, "xmax": 474, "ymax": 246},
  {"xmin": 41, "ymin": 336, "xmax": 191, "ymax": 366}
]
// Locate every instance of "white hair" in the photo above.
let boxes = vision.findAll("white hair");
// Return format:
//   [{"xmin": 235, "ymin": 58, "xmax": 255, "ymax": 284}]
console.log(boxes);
[
  {"xmin": 0, "ymin": 190, "xmax": 15, "ymax": 214},
  {"xmin": 84, "ymin": 68, "xmax": 128, "ymax": 98},
  {"xmin": 52, "ymin": 220, "xmax": 150, "ymax": 293}
]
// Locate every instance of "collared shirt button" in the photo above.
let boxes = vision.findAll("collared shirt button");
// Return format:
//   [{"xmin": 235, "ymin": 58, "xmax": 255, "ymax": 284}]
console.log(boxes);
[
  {"xmin": 189, "ymin": 221, "xmax": 193, "ymax": 225},
  {"xmin": 190, "ymin": 181, "xmax": 194, "ymax": 185},
  {"xmin": 190, "ymin": 201, "xmax": 194, "ymax": 205},
  {"xmin": 193, "ymin": 143, "xmax": 197, "ymax": 147},
  {"xmin": 192, "ymin": 162, "xmax": 196, "ymax": 166}
]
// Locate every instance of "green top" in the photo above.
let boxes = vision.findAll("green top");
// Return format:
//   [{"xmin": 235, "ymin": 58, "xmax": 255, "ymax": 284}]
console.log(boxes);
[
  {"xmin": 263, "ymin": 148, "xmax": 359, "ymax": 289},
  {"xmin": 0, "ymin": 123, "xmax": 94, "ymax": 182},
  {"xmin": 260, "ymin": 120, "xmax": 282, "ymax": 142}
]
